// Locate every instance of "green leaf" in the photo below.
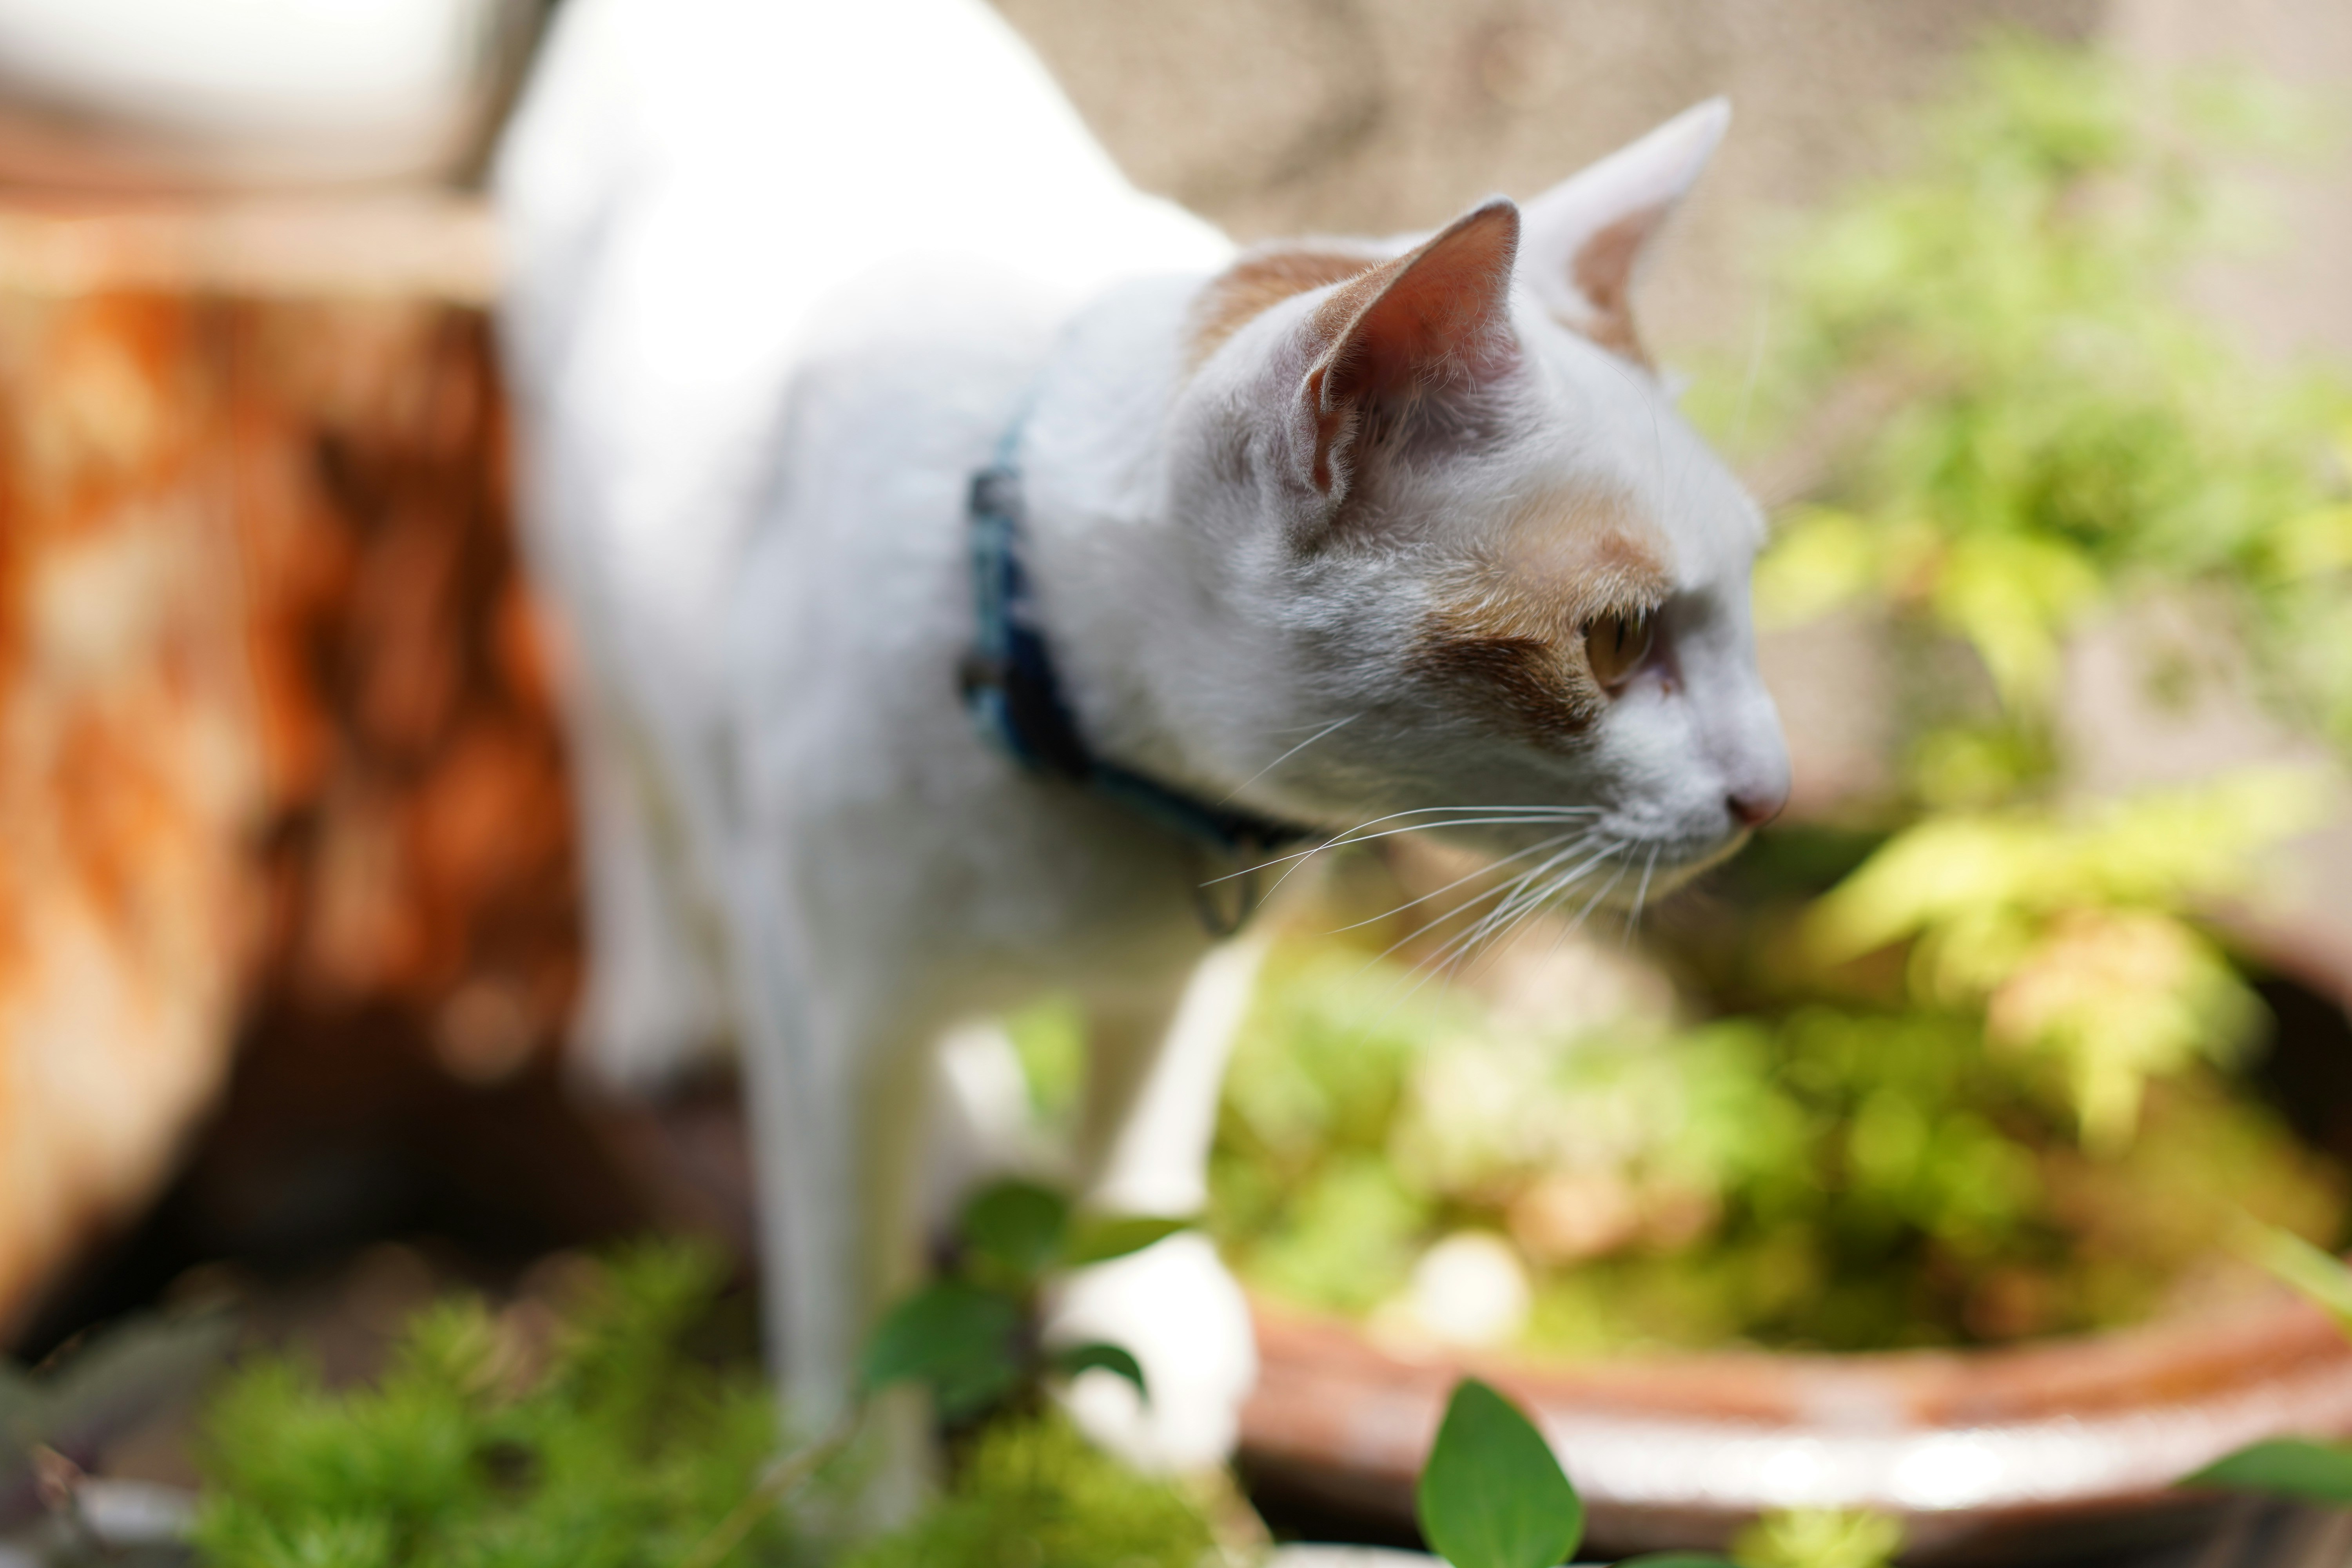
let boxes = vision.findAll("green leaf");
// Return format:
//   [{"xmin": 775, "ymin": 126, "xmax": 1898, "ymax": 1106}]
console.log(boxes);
[
  {"xmin": 2248, "ymin": 1226, "xmax": 2352, "ymax": 1338},
  {"xmin": 2181, "ymin": 1438, "xmax": 2352, "ymax": 1505},
  {"xmin": 1051, "ymin": 1342, "xmax": 1148, "ymax": 1401},
  {"xmin": 1063, "ymin": 1214, "xmax": 1191, "ymax": 1269},
  {"xmin": 858, "ymin": 1282, "xmax": 1026, "ymax": 1420},
  {"xmin": 43, "ymin": 1310, "xmax": 237, "ymax": 1461},
  {"xmin": 961, "ymin": 1180, "xmax": 1071, "ymax": 1287},
  {"xmin": 1416, "ymin": 1378, "xmax": 1582, "ymax": 1568},
  {"xmin": 0, "ymin": 1363, "xmax": 44, "ymax": 1449}
]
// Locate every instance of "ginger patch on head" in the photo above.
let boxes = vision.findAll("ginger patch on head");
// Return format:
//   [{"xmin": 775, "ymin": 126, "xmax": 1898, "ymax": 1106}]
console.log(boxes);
[
  {"xmin": 1188, "ymin": 247, "xmax": 1379, "ymax": 369},
  {"xmin": 1409, "ymin": 491, "xmax": 1671, "ymax": 742}
]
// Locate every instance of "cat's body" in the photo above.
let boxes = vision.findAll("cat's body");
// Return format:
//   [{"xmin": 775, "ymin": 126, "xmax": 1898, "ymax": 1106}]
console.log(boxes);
[{"xmin": 498, "ymin": 0, "xmax": 1786, "ymax": 1474}]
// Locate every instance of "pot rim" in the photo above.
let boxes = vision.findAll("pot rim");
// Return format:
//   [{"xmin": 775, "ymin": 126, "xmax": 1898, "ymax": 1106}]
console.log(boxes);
[{"xmin": 1240, "ymin": 1281, "xmax": 2352, "ymax": 1559}]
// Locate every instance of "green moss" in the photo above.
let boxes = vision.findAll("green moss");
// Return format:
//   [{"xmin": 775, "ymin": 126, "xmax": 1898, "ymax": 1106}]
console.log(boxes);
[
  {"xmin": 191, "ymin": 1246, "xmax": 810, "ymax": 1568},
  {"xmin": 1733, "ymin": 1508, "xmax": 1904, "ymax": 1568},
  {"xmin": 189, "ymin": 1243, "xmax": 1230, "ymax": 1568},
  {"xmin": 841, "ymin": 1412, "xmax": 1216, "ymax": 1568}
]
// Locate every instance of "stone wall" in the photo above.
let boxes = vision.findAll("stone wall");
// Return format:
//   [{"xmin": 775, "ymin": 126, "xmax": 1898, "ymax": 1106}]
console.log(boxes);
[
  {"xmin": 995, "ymin": 0, "xmax": 2349, "ymax": 364},
  {"xmin": 996, "ymin": 0, "xmax": 2103, "ymax": 356}
]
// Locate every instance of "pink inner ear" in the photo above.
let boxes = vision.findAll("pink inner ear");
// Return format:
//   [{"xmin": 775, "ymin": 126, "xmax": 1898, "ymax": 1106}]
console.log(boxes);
[{"xmin": 1319, "ymin": 199, "xmax": 1521, "ymax": 410}]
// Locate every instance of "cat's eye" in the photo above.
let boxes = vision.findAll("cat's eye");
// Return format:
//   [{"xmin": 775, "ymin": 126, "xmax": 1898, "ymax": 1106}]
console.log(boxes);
[{"xmin": 1583, "ymin": 611, "xmax": 1653, "ymax": 689}]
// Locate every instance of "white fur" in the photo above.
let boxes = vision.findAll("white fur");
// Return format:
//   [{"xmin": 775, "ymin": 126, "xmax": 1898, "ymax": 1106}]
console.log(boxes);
[
  {"xmin": 497, "ymin": 0, "xmax": 1230, "ymax": 1085},
  {"xmin": 496, "ymin": 0, "xmax": 1786, "ymax": 1480}
]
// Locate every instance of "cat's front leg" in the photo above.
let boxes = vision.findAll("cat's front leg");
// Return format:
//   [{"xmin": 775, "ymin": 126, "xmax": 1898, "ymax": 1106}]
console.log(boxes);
[
  {"xmin": 563, "ymin": 690, "xmax": 733, "ymax": 1090},
  {"xmin": 726, "ymin": 866, "xmax": 940, "ymax": 1522},
  {"xmin": 1048, "ymin": 935, "xmax": 1270, "ymax": 1472}
]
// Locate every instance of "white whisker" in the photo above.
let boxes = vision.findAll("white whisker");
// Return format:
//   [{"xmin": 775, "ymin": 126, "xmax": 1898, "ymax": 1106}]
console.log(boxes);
[
  {"xmin": 1622, "ymin": 842, "xmax": 1662, "ymax": 949},
  {"xmin": 1354, "ymin": 837, "xmax": 1578, "ymax": 982},
  {"xmin": 1216, "ymin": 711, "xmax": 1361, "ymax": 806},
  {"xmin": 1326, "ymin": 827, "xmax": 1592, "ymax": 935},
  {"xmin": 1569, "ymin": 849, "xmax": 1631, "ymax": 931},
  {"xmin": 1496, "ymin": 838, "xmax": 1632, "ymax": 955},
  {"xmin": 1244, "ymin": 813, "xmax": 1595, "ymax": 902},
  {"xmin": 1357, "ymin": 845, "xmax": 1566, "ymax": 974},
  {"xmin": 1198, "ymin": 807, "xmax": 1601, "ymax": 890},
  {"xmin": 1415, "ymin": 837, "xmax": 1619, "ymax": 983},
  {"xmin": 1448, "ymin": 842, "xmax": 1602, "ymax": 957},
  {"xmin": 1358, "ymin": 858, "xmax": 1559, "ymax": 1010}
]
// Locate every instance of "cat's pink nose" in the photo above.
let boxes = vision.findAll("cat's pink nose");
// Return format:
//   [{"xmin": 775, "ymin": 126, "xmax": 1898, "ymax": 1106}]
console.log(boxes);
[{"xmin": 1728, "ymin": 789, "xmax": 1784, "ymax": 829}]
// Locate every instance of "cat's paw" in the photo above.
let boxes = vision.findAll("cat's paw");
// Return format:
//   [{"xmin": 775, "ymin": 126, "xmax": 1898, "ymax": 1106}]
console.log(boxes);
[{"xmin": 1044, "ymin": 1230, "xmax": 1257, "ymax": 1474}]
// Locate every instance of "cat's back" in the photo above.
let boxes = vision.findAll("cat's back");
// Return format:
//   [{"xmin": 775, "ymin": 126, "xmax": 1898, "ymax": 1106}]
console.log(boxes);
[
  {"xmin": 743, "ymin": 269, "xmax": 1064, "ymax": 690},
  {"xmin": 496, "ymin": 0, "xmax": 1230, "ymax": 671}
]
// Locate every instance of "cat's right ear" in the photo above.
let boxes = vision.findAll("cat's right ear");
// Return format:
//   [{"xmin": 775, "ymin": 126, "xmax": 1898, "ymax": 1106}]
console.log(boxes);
[
  {"xmin": 1517, "ymin": 98, "xmax": 1728, "ymax": 365},
  {"xmin": 1292, "ymin": 198, "xmax": 1521, "ymax": 509}
]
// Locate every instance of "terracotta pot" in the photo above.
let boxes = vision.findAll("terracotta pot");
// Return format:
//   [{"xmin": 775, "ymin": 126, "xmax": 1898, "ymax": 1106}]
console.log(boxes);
[
  {"xmin": 1240, "ymin": 1286, "xmax": 2352, "ymax": 1563},
  {"xmin": 0, "ymin": 196, "xmax": 578, "ymax": 1337}
]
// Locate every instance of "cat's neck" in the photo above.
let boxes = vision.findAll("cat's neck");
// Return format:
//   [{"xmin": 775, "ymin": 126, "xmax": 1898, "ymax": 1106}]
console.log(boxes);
[{"xmin": 1013, "ymin": 274, "xmax": 1263, "ymax": 809}]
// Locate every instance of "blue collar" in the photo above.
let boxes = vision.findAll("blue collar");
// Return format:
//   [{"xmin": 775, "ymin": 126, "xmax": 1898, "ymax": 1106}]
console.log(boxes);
[{"xmin": 958, "ymin": 423, "xmax": 1316, "ymax": 932}]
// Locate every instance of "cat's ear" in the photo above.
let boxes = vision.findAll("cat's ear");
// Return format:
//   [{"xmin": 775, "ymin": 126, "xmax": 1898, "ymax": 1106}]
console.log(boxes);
[
  {"xmin": 1296, "ymin": 197, "xmax": 1521, "ymax": 504},
  {"xmin": 1519, "ymin": 98, "xmax": 1728, "ymax": 363}
]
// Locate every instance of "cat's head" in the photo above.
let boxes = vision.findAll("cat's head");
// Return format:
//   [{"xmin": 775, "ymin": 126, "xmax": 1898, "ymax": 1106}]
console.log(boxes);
[{"xmin": 1163, "ymin": 100, "xmax": 1786, "ymax": 904}]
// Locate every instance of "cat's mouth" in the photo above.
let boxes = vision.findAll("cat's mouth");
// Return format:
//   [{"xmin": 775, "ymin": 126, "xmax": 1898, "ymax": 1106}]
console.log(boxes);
[{"xmin": 1595, "ymin": 824, "xmax": 1750, "ymax": 905}]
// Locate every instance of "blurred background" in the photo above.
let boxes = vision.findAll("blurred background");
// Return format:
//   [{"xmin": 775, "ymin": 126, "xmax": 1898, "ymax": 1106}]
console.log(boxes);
[{"xmin": 3, "ymin": 1, "xmax": 2352, "ymax": 1563}]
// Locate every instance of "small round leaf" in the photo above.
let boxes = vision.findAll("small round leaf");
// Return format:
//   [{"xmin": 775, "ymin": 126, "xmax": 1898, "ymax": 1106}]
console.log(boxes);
[
  {"xmin": 1063, "ymin": 1214, "xmax": 1191, "ymax": 1268},
  {"xmin": 960, "ymin": 1180, "xmax": 1071, "ymax": 1285},
  {"xmin": 858, "ymin": 1281, "xmax": 1025, "ymax": 1419},
  {"xmin": 1052, "ymin": 1341, "xmax": 1148, "ymax": 1402},
  {"xmin": 1416, "ymin": 1378, "xmax": 1582, "ymax": 1568},
  {"xmin": 2182, "ymin": 1438, "xmax": 2352, "ymax": 1506}
]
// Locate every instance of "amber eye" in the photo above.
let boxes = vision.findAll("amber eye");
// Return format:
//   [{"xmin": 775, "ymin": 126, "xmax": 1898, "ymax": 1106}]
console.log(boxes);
[{"xmin": 1583, "ymin": 611, "xmax": 1653, "ymax": 689}]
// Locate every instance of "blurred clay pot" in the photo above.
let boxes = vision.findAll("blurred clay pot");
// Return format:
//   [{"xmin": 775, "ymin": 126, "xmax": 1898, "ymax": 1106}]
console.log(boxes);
[
  {"xmin": 0, "ymin": 0, "xmax": 543, "ymax": 192},
  {"xmin": 1241, "ymin": 1281, "xmax": 2352, "ymax": 1564}
]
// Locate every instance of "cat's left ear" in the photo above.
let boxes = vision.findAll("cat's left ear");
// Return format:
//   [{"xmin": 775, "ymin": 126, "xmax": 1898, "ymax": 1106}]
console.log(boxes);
[{"xmin": 1520, "ymin": 98, "xmax": 1729, "ymax": 363}]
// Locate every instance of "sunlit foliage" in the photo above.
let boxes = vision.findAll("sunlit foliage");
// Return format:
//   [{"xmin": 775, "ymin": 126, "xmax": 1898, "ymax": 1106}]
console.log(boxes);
[
  {"xmin": 192, "ymin": 1247, "xmax": 808, "ymax": 1568},
  {"xmin": 1712, "ymin": 35, "xmax": 2351, "ymax": 749}
]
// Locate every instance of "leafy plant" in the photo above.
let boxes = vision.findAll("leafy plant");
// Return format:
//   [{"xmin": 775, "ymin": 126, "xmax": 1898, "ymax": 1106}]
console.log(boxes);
[
  {"xmin": 1711, "ymin": 34, "xmax": 2349, "ymax": 755},
  {"xmin": 857, "ymin": 1177, "xmax": 1182, "ymax": 1423},
  {"xmin": 1708, "ymin": 32, "xmax": 2349, "ymax": 1152},
  {"xmin": 1708, "ymin": 34, "xmax": 2351, "ymax": 1147},
  {"xmin": 1207, "ymin": 931, "xmax": 2340, "ymax": 1352},
  {"xmin": 1807, "ymin": 771, "xmax": 2322, "ymax": 1148}
]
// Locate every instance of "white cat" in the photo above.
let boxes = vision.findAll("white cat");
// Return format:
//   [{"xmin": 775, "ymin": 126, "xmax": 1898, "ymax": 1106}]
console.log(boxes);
[{"xmin": 495, "ymin": 0, "xmax": 1787, "ymax": 1476}]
